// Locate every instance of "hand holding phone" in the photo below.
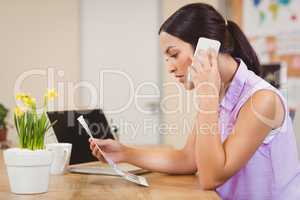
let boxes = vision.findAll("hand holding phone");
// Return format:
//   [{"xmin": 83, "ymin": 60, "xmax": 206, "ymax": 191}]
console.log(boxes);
[{"xmin": 186, "ymin": 37, "xmax": 221, "ymax": 90}]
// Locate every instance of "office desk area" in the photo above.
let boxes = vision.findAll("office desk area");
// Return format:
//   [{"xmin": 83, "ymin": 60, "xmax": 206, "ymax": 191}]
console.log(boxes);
[{"xmin": 0, "ymin": 151, "xmax": 220, "ymax": 200}]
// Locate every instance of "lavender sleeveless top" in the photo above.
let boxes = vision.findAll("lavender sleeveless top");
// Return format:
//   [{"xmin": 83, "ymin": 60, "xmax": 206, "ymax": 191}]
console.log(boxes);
[{"xmin": 216, "ymin": 59, "xmax": 300, "ymax": 199}]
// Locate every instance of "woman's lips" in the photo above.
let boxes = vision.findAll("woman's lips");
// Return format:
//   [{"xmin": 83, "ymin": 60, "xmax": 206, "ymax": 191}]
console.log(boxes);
[{"xmin": 175, "ymin": 75, "xmax": 185, "ymax": 82}]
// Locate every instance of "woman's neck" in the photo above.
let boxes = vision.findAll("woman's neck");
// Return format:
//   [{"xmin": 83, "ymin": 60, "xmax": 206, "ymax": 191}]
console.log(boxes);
[{"xmin": 218, "ymin": 54, "xmax": 239, "ymax": 102}]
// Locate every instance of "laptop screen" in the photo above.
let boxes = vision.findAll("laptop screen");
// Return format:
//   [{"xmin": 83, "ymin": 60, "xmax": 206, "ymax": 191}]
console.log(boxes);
[{"xmin": 47, "ymin": 109, "xmax": 114, "ymax": 165}]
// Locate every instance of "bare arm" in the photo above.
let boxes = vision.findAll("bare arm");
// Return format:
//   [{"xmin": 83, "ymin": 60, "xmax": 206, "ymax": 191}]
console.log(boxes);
[
  {"xmin": 194, "ymin": 90, "xmax": 284, "ymax": 189},
  {"xmin": 125, "ymin": 132, "xmax": 197, "ymax": 174},
  {"xmin": 191, "ymin": 51, "xmax": 285, "ymax": 189},
  {"xmin": 90, "ymin": 130, "xmax": 197, "ymax": 174}
]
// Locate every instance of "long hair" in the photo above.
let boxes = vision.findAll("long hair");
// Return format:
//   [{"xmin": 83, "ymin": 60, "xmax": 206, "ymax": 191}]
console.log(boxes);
[{"xmin": 159, "ymin": 3, "xmax": 261, "ymax": 76}]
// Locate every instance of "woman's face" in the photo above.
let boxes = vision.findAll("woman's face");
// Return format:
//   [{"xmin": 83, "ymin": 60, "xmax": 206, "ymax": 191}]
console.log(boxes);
[{"xmin": 159, "ymin": 32, "xmax": 194, "ymax": 85}]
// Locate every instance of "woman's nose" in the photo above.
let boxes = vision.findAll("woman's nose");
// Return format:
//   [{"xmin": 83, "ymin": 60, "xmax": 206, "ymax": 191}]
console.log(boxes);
[{"xmin": 168, "ymin": 65, "xmax": 177, "ymax": 74}]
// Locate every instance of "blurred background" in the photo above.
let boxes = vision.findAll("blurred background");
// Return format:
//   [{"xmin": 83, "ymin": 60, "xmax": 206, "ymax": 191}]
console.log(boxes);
[{"xmin": 1, "ymin": 0, "xmax": 300, "ymax": 155}]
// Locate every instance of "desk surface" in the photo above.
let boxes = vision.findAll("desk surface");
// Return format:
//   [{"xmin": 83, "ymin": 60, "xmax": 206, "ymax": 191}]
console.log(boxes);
[{"xmin": 0, "ymin": 151, "xmax": 220, "ymax": 200}]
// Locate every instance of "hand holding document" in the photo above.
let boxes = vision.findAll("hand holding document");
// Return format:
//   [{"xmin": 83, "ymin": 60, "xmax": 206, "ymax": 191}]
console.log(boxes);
[{"xmin": 77, "ymin": 115, "xmax": 149, "ymax": 187}]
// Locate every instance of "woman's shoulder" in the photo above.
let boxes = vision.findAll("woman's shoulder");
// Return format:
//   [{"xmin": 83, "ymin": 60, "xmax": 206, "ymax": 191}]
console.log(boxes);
[
  {"xmin": 238, "ymin": 87, "xmax": 285, "ymax": 132},
  {"xmin": 232, "ymin": 61, "xmax": 286, "ymax": 130}
]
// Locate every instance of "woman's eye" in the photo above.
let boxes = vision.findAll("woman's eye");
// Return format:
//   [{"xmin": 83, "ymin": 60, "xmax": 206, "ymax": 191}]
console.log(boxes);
[{"xmin": 170, "ymin": 53, "xmax": 178, "ymax": 58}]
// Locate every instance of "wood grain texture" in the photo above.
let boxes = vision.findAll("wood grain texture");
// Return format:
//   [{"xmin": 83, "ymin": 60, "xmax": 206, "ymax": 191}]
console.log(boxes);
[{"xmin": 0, "ymin": 151, "xmax": 220, "ymax": 200}]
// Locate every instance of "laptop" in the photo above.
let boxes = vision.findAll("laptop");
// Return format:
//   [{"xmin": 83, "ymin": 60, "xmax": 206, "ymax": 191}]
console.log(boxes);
[{"xmin": 47, "ymin": 109, "xmax": 147, "ymax": 175}]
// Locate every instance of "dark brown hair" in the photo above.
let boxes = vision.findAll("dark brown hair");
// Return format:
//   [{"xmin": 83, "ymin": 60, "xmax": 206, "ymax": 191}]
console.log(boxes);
[{"xmin": 159, "ymin": 3, "xmax": 261, "ymax": 75}]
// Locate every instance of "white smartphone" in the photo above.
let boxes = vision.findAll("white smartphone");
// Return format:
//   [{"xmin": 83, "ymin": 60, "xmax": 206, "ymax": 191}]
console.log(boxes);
[{"xmin": 186, "ymin": 37, "xmax": 221, "ymax": 89}]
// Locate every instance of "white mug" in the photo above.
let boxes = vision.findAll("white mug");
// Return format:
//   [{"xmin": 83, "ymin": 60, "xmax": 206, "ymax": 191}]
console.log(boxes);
[{"xmin": 46, "ymin": 143, "xmax": 72, "ymax": 175}]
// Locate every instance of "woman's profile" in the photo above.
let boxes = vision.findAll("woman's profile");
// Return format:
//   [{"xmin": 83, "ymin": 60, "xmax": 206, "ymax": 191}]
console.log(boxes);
[{"xmin": 90, "ymin": 3, "xmax": 300, "ymax": 199}]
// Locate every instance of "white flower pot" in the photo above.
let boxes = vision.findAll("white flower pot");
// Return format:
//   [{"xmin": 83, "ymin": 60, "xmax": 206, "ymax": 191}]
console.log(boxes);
[{"xmin": 3, "ymin": 148, "xmax": 53, "ymax": 194}]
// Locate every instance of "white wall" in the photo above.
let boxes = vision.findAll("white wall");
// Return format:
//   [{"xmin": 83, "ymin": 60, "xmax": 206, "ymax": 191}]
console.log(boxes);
[
  {"xmin": 80, "ymin": 0, "xmax": 162, "ymax": 144},
  {"xmin": 0, "ymin": 0, "xmax": 80, "ymax": 145}
]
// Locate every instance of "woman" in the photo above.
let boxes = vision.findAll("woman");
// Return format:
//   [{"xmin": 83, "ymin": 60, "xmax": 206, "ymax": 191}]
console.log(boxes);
[{"xmin": 90, "ymin": 3, "xmax": 300, "ymax": 199}]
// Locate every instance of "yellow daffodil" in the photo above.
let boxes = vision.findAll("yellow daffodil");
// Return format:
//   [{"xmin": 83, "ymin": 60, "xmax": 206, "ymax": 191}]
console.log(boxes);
[
  {"xmin": 14, "ymin": 106, "xmax": 24, "ymax": 117},
  {"xmin": 16, "ymin": 92, "xmax": 36, "ymax": 108},
  {"xmin": 16, "ymin": 92, "xmax": 26, "ymax": 100},
  {"xmin": 45, "ymin": 89, "xmax": 58, "ymax": 101},
  {"xmin": 20, "ymin": 95, "xmax": 36, "ymax": 109},
  {"xmin": 14, "ymin": 88, "xmax": 58, "ymax": 150},
  {"xmin": 23, "ymin": 96, "xmax": 31, "ymax": 106},
  {"xmin": 29, "ymin": 97, "xmax": 36, "ymax": 109}
]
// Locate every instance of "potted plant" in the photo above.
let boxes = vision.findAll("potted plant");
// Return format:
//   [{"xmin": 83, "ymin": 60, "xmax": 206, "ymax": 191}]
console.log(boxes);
[
  {"xmin": 3, "ymin": 89, "xmax": 57, "ymax": 194},
  {"xmin": 0, "ymin": 103, "xmax": 9, "ymax": 142}
]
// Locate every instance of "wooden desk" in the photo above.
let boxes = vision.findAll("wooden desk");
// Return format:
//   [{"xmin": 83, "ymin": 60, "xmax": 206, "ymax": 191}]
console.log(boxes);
[{"xmin": 0, "ymin": 151, "xmax": 220, "ymax": 200}]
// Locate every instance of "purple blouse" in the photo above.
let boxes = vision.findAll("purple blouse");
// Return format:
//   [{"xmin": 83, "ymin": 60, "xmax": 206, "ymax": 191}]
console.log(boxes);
[{"xmin": 216, "ymin": 60, "xmax": 300, "ymax": 199}]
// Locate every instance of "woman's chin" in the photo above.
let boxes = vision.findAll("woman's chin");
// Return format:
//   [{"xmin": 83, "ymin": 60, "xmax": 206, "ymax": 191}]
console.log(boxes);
[
  {"xmin": 175, "ymin": 78, "xmax": 194, "ymax": 90},
  {"xmin": 184, "ymin": 81, "xmax": 194, "ymax": 90}
]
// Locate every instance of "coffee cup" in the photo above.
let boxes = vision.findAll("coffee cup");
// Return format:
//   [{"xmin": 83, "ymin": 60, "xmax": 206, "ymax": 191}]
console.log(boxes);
[{"xmin": 46, "ymin": 143, "xmax": 72, "ymax": 175}]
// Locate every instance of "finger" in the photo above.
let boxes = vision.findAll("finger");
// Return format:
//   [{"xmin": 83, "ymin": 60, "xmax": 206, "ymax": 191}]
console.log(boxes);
[
  {"xmin": 91, "ymin": 140, "xmax": 98, "ymax": 149},
  {"xmin": 194, "ymin": 48, "xmax": 203, "ymax": 59},
  {"xmin": 186, "ymin": 55, "xmax": 197, "ymax": 74},
  {"xmin": 200, "ymin": 51, "xmax": 210, "ymax": 70},
  {"xmin": 98, "ymin": 155, "xmax": 106, "ymax": 163},
  {"xmin": 189, "ymin": 58, "xmax": 201, "ymax": 84},
  {"xmin": 90, "ymin": 140, "xmax": 96, "ymax": 147},
  {"xmin": 92, "ymin": 146, "xmax": 97, "ymax": 157},
  {"xmin": 96, "ymin": 150, "xmax": 102, "ymax": 160},
  {"xmin": 189, "ymin": 63, "xmax": 198, "ymax": 79},
  {"xmin": 208, "ymin": 49, "xmax": 218, "ymax": 70},
  {"xmin": 91, "ymin": 140, "xmax": 109, "ymax": 156},
  {"xmin": 193, "ymin": 50, "xmax": 204, "ymax": 71},
  {"xmin": 92, "ymin": 138, "xmax": 112, "ymax": 147},
  {"xmin": 190, "ymin": 62, "xmax": 198, "ymax": 73},
  {"xmin": 92, "ymin": 146, "xmax": 99, "ymax": 157},
  {"xmin": 93, "ymin": 147, "xmax": 106, "ymax": 162},
  {"xmin": 90, "ymin": 142, "xmax": 94, "ymax": 151},
  {"xmin": 191, "ymin": 56, "xmax": 203, "ymax": 74},
  {"xmin": 91, "ymin": 145, "xmax": 105, "ymax": 162}
]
